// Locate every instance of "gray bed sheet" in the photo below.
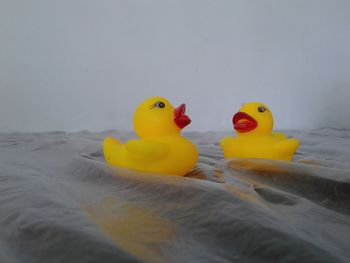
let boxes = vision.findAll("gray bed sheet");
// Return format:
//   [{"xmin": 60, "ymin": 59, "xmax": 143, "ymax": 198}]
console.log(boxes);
[{"xmin": 0, "ymin": 128, "xmax": 349, "ymax": 262}]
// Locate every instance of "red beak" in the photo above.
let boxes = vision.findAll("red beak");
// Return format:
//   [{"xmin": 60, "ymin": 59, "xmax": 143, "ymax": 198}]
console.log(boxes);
[
  {"xmin": 174, "ymin": 104, "xmax": 191, "ymax": 129},
  {"xmin": 233, "ymin": 112, "xmax": 257, "ymax": 133}
]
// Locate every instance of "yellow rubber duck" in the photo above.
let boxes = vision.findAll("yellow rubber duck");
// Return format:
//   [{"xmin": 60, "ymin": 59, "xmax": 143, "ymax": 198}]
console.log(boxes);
[
  {"xmin": 220, "ymin": 102, "xmax": 299, "ymax": 161},
  {"xmin": 103, "ymin": 96, "xmax": 198, "ymax": 176}
]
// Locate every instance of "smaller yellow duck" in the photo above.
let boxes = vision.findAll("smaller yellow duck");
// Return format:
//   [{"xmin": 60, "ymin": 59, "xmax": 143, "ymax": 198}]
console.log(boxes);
[
  {"xmin": 103, "ymin": 96, "xmax": 198, "ymax": 176},
  {"xmin": 220, "ymin": 102, "xmax": 299, "ymax": 161}
]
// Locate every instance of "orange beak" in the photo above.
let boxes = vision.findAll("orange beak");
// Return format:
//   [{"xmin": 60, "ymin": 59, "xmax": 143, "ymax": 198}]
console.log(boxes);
[
  {"xmin": 233, "ymin": 112, "xmax": 257, "ymax": 133},
  {"xmin": 174, "ymin": 104, "xmax": 191, "ymax": 129}
]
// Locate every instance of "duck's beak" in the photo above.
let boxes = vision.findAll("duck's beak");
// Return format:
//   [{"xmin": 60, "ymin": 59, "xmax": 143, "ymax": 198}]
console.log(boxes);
[
  {"xmin": 174, "ymin": 104, "xmax": 191, "ymax": 129},
  {"xmin": 233, "ymin": 112, "xmax": 257, "ymax": 133}
]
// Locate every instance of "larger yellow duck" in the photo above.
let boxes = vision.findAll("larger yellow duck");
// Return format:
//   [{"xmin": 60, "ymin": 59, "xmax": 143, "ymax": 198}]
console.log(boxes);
[
  {"xmin": 220, "ymin": 102, "xmax": 299, "ymax": 161},
  {"xmin": 103, "ymin": 96, "xmax": 198, "ymax": 176}
]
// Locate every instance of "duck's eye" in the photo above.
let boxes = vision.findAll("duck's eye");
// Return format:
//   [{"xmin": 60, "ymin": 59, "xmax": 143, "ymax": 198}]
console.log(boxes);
[
  {"xmin": 154, "ymin": 101, "xmax": 165, "ymax": 109},
  {"xmin": 258, "ymin": 106, "xmax": 265, "ymax": 113}
]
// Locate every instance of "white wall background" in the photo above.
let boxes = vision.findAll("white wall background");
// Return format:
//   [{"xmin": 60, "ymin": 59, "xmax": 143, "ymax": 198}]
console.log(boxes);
[{"xmin": 0, "ymin": 0, "xmax": 349, "ymax": 132}]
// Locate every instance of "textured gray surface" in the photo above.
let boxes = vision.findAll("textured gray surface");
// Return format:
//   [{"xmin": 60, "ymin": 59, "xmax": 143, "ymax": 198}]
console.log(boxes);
[{"xmin": 0, "ymin": 129, "xmax": 349, "ymax": 262}]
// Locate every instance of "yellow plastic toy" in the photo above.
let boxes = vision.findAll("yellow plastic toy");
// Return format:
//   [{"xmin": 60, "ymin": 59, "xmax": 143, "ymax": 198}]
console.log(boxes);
[
  {"xmin": 220, "ymin": 102, "xmax": 299, "ymax": 161},
  {"xmin": 103, "ymin": 96, "xmax": 198, "ymax": 176}
]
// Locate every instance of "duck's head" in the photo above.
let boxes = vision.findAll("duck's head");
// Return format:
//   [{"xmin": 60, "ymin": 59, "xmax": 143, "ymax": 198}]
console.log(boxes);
[
  {"xmin": 232, "ymin": 102, "xmax": 273, "ymax": 136},
  {"xmin": 134, "ymin": 96, "xmax": 191, "ymax": 138}
]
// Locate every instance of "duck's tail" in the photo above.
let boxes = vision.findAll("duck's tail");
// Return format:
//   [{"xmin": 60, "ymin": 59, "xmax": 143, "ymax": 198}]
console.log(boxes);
[
  {"xmin": 103, "ymin": 137, "xmax": 120, "ymax": 164},
  {"xmin": 275, "ymin": 138, "xmax": 300, "ymax": 161}
]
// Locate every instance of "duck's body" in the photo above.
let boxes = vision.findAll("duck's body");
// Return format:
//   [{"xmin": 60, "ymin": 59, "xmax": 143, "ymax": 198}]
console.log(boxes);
[
  {"xmin": 221, "ymin": 133, "xmax": 299, "ymax": 161},
  {"xmin": 103, "ymin": 97, "xmax": 198, "ymax": 176},
  {"xmin": 104, "ymin": 136, "xmax": 197, "ymax": 175},
  {"xmin": 221, "ymin": 102, "xmax": 299, "ymax": 161}
]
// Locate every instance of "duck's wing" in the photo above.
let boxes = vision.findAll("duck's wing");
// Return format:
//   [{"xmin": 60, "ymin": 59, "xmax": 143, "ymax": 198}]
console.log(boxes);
[
  {"xmin": 126, "ymin": 139, "xmax": 169, "ymax": 160},
  {"xmin": 271, "ymin": 132, "xmax": 287, "ymax": 139}
]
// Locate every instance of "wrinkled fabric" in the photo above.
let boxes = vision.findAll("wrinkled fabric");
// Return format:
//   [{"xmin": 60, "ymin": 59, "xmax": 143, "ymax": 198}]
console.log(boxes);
[{"xmin": 0, "ymin": 129, "xmax": 349, "ymax": 263}]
